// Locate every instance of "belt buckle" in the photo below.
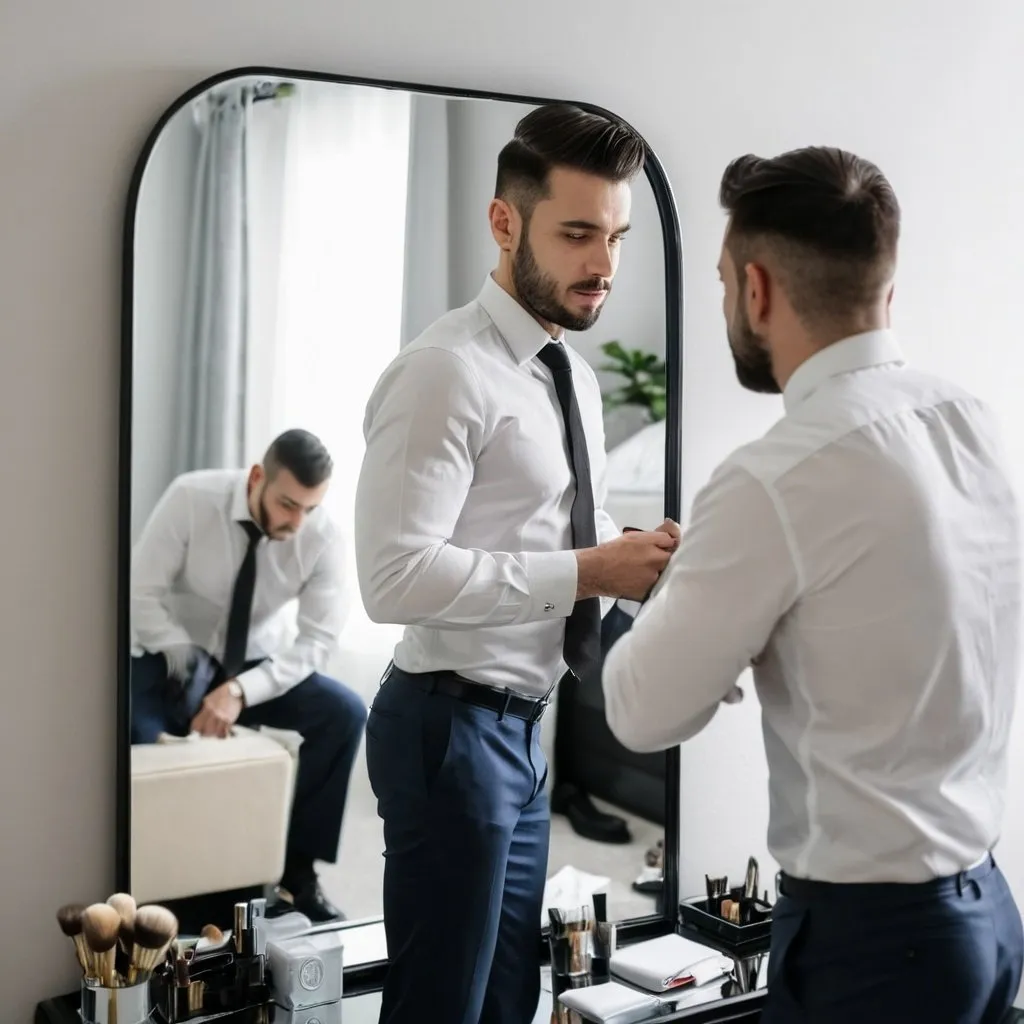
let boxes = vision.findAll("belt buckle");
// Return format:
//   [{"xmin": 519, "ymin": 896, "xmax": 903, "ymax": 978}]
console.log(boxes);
[{"xmin": 528, "ymin": 697, "xmax": 549, "ymax": 724}]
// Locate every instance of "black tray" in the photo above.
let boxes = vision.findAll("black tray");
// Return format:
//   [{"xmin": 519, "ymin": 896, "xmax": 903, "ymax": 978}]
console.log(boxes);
[{"xmin": 679, "ymin": 892, "xmax": 773, "ymax": 955}]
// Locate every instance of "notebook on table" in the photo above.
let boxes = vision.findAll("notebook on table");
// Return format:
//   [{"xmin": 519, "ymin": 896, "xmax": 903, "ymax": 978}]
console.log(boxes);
[
  {"xmin": 557, "ymin": 978, "xmax": 729, "ymax": 1024},
  {"xmin": 609, "ymin": 933, "xmax": 733, "ymax": 993}
]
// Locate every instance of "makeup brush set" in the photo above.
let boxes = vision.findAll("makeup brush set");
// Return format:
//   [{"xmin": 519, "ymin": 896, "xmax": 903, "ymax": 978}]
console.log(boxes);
[
  {"xmin": 57, "ymin": 894, "xmax": 180, "ymax": 1024},
  {"xmin": 57, "ymin": 894, "xmax": 344, "ymax": 1024}
]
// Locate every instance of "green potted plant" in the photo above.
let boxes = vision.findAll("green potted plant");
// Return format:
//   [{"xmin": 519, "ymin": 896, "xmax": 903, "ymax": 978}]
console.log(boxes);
[{"xmin": 598, "ymin": 340, "xmax": 667, "ymax": 423}]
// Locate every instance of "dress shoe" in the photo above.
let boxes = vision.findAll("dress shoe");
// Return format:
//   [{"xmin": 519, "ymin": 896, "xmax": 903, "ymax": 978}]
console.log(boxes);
[
  {"xmin": 551, "ymin": 784, "xmax": 632, "ymax": 844},
  {"xmin": 632, "ymin": 866, "xmax": 664, "ymax": 895},
  {"xmin": 271, "ymin": 879, "xmax": 346, "ymax": 923}
]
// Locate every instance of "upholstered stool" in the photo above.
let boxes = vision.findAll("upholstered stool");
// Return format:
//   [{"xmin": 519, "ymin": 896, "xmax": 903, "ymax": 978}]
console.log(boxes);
[{"xmin": 130, "ymin": 726, "xmax": 298, "ymax": 904}]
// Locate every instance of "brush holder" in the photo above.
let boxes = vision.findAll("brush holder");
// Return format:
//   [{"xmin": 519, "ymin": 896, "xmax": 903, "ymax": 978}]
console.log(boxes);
[{"xmin": 80, "ymin": 979, "xmax": 153, "ymax": 1024}]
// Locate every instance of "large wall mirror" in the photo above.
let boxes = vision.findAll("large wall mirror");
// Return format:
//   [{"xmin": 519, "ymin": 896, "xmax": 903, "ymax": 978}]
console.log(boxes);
[{"xmin": 117, "ymin": 66, "xmax": 683, "ymax": 983}]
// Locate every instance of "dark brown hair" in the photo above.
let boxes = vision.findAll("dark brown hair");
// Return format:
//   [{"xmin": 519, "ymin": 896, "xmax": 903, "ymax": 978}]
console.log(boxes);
[
  {"xmin": 263, "ymin": 429, "xmax": 332, "ymax": 489},
  {"xmin": 719, "ymin": 146, "xmax": 900, "ymax": 324},
  {"xmin": 495, "ymin": 103, "xmax": 646, "ymax": 220}
]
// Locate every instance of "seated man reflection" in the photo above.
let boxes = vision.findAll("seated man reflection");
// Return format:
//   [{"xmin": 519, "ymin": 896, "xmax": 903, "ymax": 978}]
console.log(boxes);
[{"xmin": 129, "ymin": 428, "xmax": 367, "ymax": 923}]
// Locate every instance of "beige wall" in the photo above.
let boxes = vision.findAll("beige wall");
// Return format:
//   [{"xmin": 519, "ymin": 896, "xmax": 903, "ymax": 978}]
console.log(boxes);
[{"xmin": 2, "ymin": 0, "xmax": 1023, "ymax": 1018}]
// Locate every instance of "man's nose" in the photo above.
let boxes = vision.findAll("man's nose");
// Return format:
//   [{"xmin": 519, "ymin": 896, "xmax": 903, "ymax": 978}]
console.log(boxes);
[{"xmin": 586, "ymin": 241, "xmax": 614, "ymax": 279}]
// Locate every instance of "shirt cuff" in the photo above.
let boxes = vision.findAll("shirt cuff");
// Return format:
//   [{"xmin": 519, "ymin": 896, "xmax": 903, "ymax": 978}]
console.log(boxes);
[
  {"xmin": 523, "ymin": 549, "xmax": 579, "ymax": 620},
  {"xmin": 235, "ymin": 664, "xmax": 278, "ymax": 708}
]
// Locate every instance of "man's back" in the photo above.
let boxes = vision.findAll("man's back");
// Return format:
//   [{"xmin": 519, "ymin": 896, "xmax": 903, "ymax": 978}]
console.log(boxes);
[{"xmin": 736, "ymin": 336, "xmax": 1022, "ymax": 883}]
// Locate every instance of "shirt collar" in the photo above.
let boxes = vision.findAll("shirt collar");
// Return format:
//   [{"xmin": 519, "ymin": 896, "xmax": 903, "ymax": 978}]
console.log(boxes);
[
  {"xmin": 477, "ymin": 273, "xmax": 555, "ymax": 365},
  {"xmin": 783, "ymin": 329, "xmax": 906, "ymax": 412},
  {"xmin": 230, "ymin": 471, "xmax": 258, "ymax": 526}
]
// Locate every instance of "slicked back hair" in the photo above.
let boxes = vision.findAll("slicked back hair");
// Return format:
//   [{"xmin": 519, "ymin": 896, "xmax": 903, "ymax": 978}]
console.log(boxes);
[
  {"xmin": 719, "ymin": 146, "xmax": 900, "ymax": 325},
  {"xmin": 263, "ymin": 429, "xmax": 332, "ymax": 489},
  {"xmin": 495, "ymin": 103, "xmax": 646, "ymax": 223}
]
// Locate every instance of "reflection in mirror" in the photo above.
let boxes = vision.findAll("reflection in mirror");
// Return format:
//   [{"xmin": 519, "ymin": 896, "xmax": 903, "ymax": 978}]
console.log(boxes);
[{"xmin": 128, "ymin": 75, "xmax": 667, "ymax": 956}]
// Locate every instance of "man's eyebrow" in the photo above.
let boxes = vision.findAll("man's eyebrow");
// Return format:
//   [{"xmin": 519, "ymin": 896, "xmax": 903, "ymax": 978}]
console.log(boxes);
[{"xmin": 559, "ymin": 220, "xmax": 632, "ymax": 234}]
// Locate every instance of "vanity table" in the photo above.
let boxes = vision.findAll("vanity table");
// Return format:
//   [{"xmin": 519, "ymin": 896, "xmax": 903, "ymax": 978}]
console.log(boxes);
[{"xmin": 36, "ymin": 968, "xmax": 765, "ymax": 1024}]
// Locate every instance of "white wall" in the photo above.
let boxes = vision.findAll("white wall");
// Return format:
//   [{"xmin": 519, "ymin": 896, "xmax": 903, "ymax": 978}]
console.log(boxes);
[{"xmin": 2, "ymin": 1, "xmax": 1023, "ymax": 1019}]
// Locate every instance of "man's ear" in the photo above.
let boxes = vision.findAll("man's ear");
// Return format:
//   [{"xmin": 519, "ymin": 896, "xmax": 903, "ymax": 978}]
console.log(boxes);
[
  {"xmin": 744, "ymin": 261, "xmax": 771, "ymax": 333},
  {"xmin": 488, "ymin": 197, "xmax": 517, "ymax": 251}
]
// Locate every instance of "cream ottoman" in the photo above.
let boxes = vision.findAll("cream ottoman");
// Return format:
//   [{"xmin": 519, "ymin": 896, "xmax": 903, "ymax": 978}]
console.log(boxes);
[{"xmin": 131, "ymin": 726, "xmax": 297, "ymax": 904}]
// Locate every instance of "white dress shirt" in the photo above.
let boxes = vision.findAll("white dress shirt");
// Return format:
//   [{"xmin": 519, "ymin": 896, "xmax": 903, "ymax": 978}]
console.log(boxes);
[
  {"xmin": 131, "ymin": 468, "xmax": 347, "ymax": 707},
  {"xmin": 354, "ymin": 274, "xmax": 619, "ymax": 698},
  {"xmin": 603, "ymin": 331, "xmax": 1022, "ymax": 884}
]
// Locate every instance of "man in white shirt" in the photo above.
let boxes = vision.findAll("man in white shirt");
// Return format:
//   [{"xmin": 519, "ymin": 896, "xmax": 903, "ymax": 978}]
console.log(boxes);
[
  {"xmin": 602, "ymin": 146, "xmax": 1024, "ymax": 1022},
  {"xmin": 354, "ymin": 104, "xmax": 679, "ymax": 1024},
  {"xmin": 130, "ymin": 429, "xmax": 367, "ymax": 924}
]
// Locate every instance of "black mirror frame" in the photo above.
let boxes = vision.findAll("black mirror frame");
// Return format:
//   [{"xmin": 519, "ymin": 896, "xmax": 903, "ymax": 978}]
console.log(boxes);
[{"xmin": 116, "ymin": 65, "xmax": 685, "ymax": 995}]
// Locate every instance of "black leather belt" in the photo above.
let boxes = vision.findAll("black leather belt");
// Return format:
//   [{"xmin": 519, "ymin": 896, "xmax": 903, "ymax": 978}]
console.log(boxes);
[
  {"xmin": 394, "ymin": 668, "xmax": 550, "ymax": 723},
  {"xmin": 778, "ymin": 854, "xmax": 996, "ymax": 902}
]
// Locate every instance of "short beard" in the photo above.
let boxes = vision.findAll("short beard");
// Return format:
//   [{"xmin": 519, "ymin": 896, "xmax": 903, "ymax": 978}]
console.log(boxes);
[
  {"xmin": 727, "ymin": 305, "xmax": 780, "ymax": 395},
  {"xmin": 511, "ymin": 232, "xmax": 609, "ymax": 333}
]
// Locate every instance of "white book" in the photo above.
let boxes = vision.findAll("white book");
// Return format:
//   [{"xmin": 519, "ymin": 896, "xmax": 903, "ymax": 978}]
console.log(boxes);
[{"xmin": 609, "ymin": 933, "xmax": 733, "ymax": 993}]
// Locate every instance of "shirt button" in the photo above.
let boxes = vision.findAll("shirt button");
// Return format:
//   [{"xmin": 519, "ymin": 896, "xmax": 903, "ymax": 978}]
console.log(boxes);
[{"xmin": 544, "ymin": 602, "xmax": 555, "ymax": 612}]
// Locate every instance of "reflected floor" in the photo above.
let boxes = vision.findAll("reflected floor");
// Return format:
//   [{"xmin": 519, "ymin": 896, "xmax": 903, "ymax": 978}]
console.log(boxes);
[{"xmin": 320, "ymin": 732, "xmax": 661, "ymax": 923}]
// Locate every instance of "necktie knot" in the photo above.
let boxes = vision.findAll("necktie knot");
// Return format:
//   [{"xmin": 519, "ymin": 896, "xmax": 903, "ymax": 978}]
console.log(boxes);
[
  {"xmin": 240, "ymin": 520, "xmax": 262, "ymax": 546},
  {"xmin": 537, "ymin": 341, "xmax": 572, "ymax": 373}
]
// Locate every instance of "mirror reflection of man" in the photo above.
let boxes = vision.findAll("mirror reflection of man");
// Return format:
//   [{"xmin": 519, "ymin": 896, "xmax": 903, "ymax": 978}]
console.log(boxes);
[
  {"xmin": 355, "ymin": 104, "xmax": 679, "ymax": 1024},
  {"xmin": 129, "ymin": 429, "xmax": 367, "ymax": 923}
]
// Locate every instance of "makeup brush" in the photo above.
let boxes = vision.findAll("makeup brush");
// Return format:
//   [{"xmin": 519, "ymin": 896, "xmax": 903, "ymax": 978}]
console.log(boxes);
[
  {"xmin": 106, "ymin": 893, "xmax": 136, "ymax": 947},
  {"xmin": 128, "ymin": 904, "xmax": 179, "ymax": 983},
  {"xmin": 200, "ymin": 923, "xmax": 223, "ymax": 945},
  {"xmin": 107, "ymin": 892, "xmax": 136, "ymax": 980},
  {"xmin": 81, "ymin": 903, "xmax": 121, "ymax": 987},
  {"xmin": 56, "ymin": 904, "xmax": 92, "ymax": 978}
]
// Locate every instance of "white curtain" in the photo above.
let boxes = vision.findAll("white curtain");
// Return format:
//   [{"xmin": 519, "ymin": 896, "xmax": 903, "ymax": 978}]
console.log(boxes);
[
  {"xmin": 176, "ymin": 85, "xmax": 254, "ymax": 474},
  {"xmin": 248, "ymin": 81, "xmax": 413, "ymax": 647}
]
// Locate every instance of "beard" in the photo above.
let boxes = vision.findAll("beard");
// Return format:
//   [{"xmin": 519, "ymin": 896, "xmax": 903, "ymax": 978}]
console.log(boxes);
[
  {"xmin": 727, "ymin": 303, "xmax": 780, "ymax": 395},
  {"xmin": 511, "ymin": 234, "xmax": 610, "ymax": 333},
  {"xmin": 256, "ymin": 492, "xmax": 293, "ymax": 540}
]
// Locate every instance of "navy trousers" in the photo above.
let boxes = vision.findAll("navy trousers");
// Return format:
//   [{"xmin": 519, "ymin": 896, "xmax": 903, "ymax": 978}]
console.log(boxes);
[
  {"xmin": 130, "ymin": 652, "xmax": 367, "ymax": 865},
  {"xmin": 761, "ymin": 855, "xmax": 1024, "ymax": 1024},
  {"xmin": 365, "ymin": 666, "xmax": 550, "ymax": 1024}
]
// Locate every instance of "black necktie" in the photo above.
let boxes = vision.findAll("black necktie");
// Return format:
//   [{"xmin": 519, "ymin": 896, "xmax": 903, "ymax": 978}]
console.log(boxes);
[
  {"xmin": 222, "ymin": 520, "xmax": 262, "ymax": 679},
  {"xmin": 537, "ymin": 341, "xmax": 602, "ymax": 679}
]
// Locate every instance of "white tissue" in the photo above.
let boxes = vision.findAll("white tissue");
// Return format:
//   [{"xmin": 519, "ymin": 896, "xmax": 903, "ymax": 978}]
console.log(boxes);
[{"xmin": 542, "ymin": 865, "xmax": 610, "ymax": 925}]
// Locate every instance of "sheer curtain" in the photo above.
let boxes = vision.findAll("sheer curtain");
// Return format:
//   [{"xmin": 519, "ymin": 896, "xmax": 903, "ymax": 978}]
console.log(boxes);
[
  {"xmin": 253, "ymin": 81, "xmax": 412, "ymax": 650},
  {"xmin": 176, "ymin": 84, "xmax": 254, "ymax": 474}
]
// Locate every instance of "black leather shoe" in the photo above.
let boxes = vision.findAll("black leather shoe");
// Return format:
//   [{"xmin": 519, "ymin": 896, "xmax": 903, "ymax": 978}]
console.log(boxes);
[
  {"xmin": 272, "ymin": 879, "xmax": 346, "ymax": 923},
  {"xmin": 551, "ymin": 784, "xmax": 632, "ymax": 844}
]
